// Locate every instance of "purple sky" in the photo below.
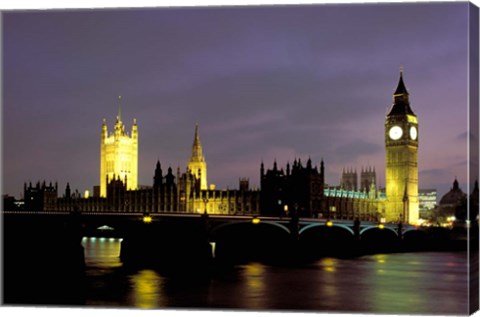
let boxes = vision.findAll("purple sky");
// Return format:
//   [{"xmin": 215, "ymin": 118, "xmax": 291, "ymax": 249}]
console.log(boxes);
[{"xmin": 3, "ymin": 2, "xmax": 474, "ymax": 200}]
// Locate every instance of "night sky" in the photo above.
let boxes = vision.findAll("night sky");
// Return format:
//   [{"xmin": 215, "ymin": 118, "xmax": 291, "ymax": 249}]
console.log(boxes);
[{"xmin": 3, "ymin": 2, "xmax": 473, "ymax": 200}]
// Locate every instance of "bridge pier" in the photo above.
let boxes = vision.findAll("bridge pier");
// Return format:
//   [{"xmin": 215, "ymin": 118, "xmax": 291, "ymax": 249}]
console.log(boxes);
[
  {"xmin": 3, "ymin": 212, "xmax": 86, "ymax": 305},
  {"xmin": 119, "ymin": 217, "xmax": 213, "ymax": 270},
  {"xmin": 353, "ymin": 218, "xmax": 360, "ymax": 241}
]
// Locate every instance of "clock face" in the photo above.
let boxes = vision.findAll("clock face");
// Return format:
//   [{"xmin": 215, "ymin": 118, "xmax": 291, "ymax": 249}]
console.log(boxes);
[
  {"xmin": 410, "ymin": 126, "xmax": 417, "ymax": 140},
  {"xmin": 389, "ymin": 126, "xmax": 403, "ymax": 140}
]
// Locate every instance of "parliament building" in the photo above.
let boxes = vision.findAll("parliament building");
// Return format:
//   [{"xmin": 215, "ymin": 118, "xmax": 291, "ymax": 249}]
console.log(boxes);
[
  {"xmin": 21, "ymin": 71, "xmax": 427, "ymax": 224},
  {"xmin": 34, "ymin": 120, "xmax": 260, "ymax": 215}
]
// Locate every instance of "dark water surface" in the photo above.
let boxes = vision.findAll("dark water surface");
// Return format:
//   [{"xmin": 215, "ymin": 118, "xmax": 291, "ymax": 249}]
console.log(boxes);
[{"xmin": 81, "ymin": 237, "xmax": 469, "ymax": 314}]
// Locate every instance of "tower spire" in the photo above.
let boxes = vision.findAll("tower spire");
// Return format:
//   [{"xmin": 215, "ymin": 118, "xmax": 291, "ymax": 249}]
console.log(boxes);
[
  {"xmin": 194, "ymin": 123, "xmax": 200, "ymax": 143},
  {"xmin": 117, "ymin": 95, "xmax": 122, "ymax": 122},
  {"xmin": 387, "ymin": 67, "xmax": 415, "ymax": 116},
  {"xmin": 191, "ymin": 123, "xmax": 204, "ymax": 161},
  {"xmin": 394, "ymin": 67, "xmax": 409, "ymax": 96},
  {"xmin": 188, "ymin": 123, "xmax": 208, "ymax": 190}
]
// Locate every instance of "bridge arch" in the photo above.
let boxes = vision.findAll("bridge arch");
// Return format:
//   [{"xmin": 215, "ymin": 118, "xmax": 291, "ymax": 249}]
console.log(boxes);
[
  {"xmin": 210, "ymin": 220, "xmax": 290, "ymax": 237},
  {"xmin": 298, "ymin": 222, "xmax": 356, "ymax": 259},
  {"xmin": 360, "ymin": 225, "xmax": 398, "ymax": 236},
  {"xmin": 402, "ymin": 228, "xmax": 429, "ymax": 251},
  {"xmin": 211, "ymin": 219, "xmax": 291, "ymax": 263},
  {"xmin": 299, "ymin": 223, "xmax": 355, "ymax": 236},
  {"xmin": 402, "ymin": 227, "xmax": 419, "ymax": 235},
  {"xmin": 360, "ymin": 225, "xmax": 399, "ymax": 253}
]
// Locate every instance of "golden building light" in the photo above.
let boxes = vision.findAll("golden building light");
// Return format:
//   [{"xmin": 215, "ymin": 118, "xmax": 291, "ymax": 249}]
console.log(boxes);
[{"xmin": 100, "ymin": 98, "xmax": 138, "ymax": 197}]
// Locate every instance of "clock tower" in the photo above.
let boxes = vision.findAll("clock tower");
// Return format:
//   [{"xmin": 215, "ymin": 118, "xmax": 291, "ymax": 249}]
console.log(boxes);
[{"xmin": 385, "ymin": 70, "xmax": 419, "ymax": 224}]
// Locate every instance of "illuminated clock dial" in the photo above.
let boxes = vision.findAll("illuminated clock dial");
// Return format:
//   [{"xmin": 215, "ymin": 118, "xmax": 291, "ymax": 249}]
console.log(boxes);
[
  {"xmin": 410, "ymin": 126, "xmax": 417, "ymax": 140},
  {"xmin": 389, "ymin": 126, "xmax": 403, "ymax": 140}
]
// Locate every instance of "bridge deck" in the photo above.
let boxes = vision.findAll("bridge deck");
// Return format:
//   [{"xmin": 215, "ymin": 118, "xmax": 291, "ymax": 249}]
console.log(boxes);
[{"xmin": 2, "ymin": 210, "xmax": 412, "ymax": 230}]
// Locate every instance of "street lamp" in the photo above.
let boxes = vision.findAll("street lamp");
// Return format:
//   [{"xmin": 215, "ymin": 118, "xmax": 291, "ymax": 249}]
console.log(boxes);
[{"xmin": 143, "ymin": 212, "xmax": 152, "ymax": 224}]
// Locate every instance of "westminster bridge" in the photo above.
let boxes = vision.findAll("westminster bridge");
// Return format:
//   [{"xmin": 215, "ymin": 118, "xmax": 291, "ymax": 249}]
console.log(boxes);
[{"xmin": 3, "ymin": 210, "xmax": 470, "ymax": 266}]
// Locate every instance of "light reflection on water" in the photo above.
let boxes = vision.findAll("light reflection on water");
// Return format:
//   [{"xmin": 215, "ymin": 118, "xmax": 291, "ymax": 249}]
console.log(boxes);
[
  {"xmin": 82, "ymin": 236, "xmax": 123, "ymax": 268},
  {"xmin": 81, "ymin": 237, "xmax": 469, "ymax": 314},
  {"xmin": 240, "ymin": 262, "xmax": 267, "ymax": 309},
  {"xmin": 128, "ymin": 270, "xmax": 165, "ymax": 308}
]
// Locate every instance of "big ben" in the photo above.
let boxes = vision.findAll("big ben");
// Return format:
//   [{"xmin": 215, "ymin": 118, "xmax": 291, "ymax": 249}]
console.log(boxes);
[{"xmin": 385, "ymin": 69, "xmax": 419, "ymax": 224}]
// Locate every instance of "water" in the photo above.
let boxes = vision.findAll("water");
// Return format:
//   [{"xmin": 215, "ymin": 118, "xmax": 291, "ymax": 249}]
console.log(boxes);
[{"xmin": 81, "ymin": 237, "xmax": 470, "ymax": 314}]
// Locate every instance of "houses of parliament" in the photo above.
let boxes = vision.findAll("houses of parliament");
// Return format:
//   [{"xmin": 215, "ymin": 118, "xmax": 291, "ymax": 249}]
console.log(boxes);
[{"xmin": 20, "ymin": 72, "xmax": 426, "ymax": 224}]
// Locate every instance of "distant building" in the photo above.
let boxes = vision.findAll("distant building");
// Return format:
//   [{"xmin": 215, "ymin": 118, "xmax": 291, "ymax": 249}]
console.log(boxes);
[
  {"xmin": 340, "ymin": 168, "xmax": 357, "ymax": 191},
  {"xmin": 360, "ymin": 166, "xmax": 376, "ymax": 192},
  {"xmin": 418, "ymin": 189, "xmax": 437, "ymax": 218},
  {"xmin": 340, "ymin": 166, "xmax": 377, "ymax": 193},
  {"xmin": 3, "ymin": 194, "xmax": 22, "ymax": 211},
  {"xmin": 100, "ymin": 102, "xmax": 138, "ymax": 197},
  {"xmin": 438, "ymin": 178, "xmax": 467, "ymax": 217}
]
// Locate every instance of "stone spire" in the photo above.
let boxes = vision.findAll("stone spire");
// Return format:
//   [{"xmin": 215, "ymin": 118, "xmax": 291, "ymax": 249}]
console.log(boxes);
[
  {"xmin": 188, "ymin": 124, "xmax": 207, "ymax": 190},
  {"xmin": 191, "ymin": 124, "xmax": 204, "ymax": 162},
  {"xmin": 394, "ymin": 67, "xmax": 408, "ymax": 96},
  {"xmin": 116, "ymin": 95, "xmax": 122, "ymax": 122},
  {"xmin": 153, "ymin": 160, "xmax": 163, "ymax": 187}
]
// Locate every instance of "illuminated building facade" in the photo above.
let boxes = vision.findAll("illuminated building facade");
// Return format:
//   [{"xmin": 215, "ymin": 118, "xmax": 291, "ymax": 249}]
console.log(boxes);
[
  {"xmin": 360, "ymin": 166, "xmax": 376, "ymax": 192},
  {"xmin": 179, "ymin": 175, "xmax": 260, "ymax": 215},
  {"xmin": 323, "ymin": 184, "xmax": 384, "ymax": 221},
  {"xmin": 385, "ymin": 70, "xmax": 419, "ymax": 224},
  {"xmin": 180, "ymin": 125, "xmax": 259, "ymax": 214},
  {"xmin": 418, "ymin": 189, "xmax": 437, "ymax": 211},
  {"xmin": 48, "ymin": 124, "xmax": 259, "ymax": 215},
  {"xmin": 50, "ymin": 161, "xmax": 259, "ymax": 215},
  {"xmin": 100, "ymin": 106, "xmax": 138, "ymax": 197}
]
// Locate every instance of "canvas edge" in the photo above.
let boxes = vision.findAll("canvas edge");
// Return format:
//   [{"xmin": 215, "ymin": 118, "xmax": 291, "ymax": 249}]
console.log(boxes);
[{"xmin": 469, "ymin": 1, "xmax": 480, "ymax": 315}]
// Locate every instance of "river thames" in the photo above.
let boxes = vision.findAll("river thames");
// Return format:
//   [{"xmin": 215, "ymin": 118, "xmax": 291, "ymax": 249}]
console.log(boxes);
[{"xmin": 78, "ymin": 236, "xmax": 470, "ymax": 314}]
